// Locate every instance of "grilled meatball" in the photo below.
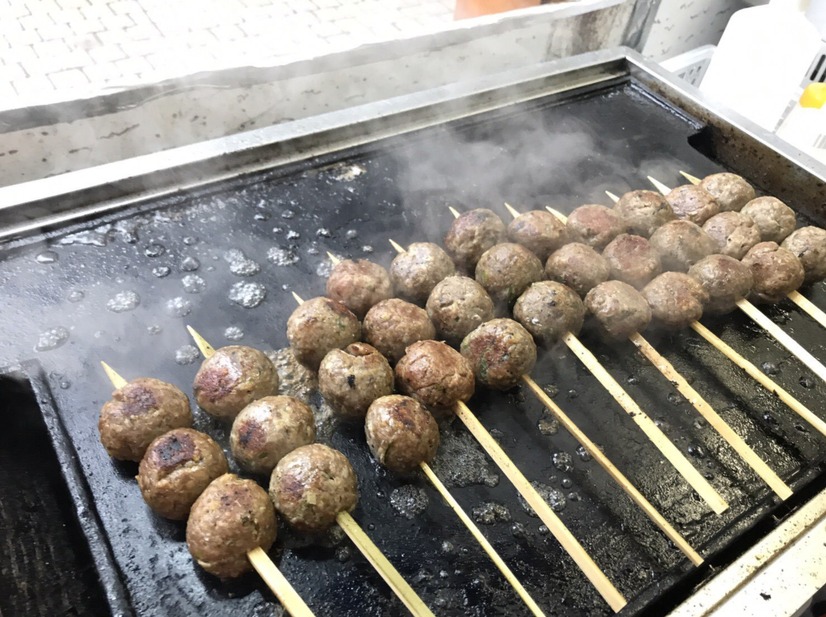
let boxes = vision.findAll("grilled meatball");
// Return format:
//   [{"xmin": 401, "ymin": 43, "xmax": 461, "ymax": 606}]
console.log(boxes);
[
  {"xmin": 461, "ymin": 318, "xmax": 537, "ymax": 390},
  {"xmin": 363, "ymin": 298, "xmax": 435, "ymax": 364},
  {"xmin": 566, "ymin": 204, "xmax": 628, "ymax": 250},
  {"xmin": 99, "ymin": 378, "xmax": 192, "ymax": 462},
  {"xmin": 688, "ymin": 255, "xmax": 753, "ymax": 315},
  {"xmin": 665, "ymin": 184, "xmax": 720, "ymax": 225},
  {"xmin": 326, "ymin": 259, "xmax": 392, "ymax": 319},
  {"xmin": 545, "ymin": 243, "xmax": 610, "ymax": 297},
  {"xmin": 287, "ymin": 297, "xmax": 361, "ymax": 371},
  {"xmin": 137, "ymin": 428, "xmax": 228, "ymax": 520},
  {"xmin": 514, "ymin": 281, "xmax": 585, "ymax": 344},
  {"xmin": 741, "ymin": 197, "xmax": 797, "ymax": 243},
  {"xmin": 318, "ymin": 343, "xmax": 394, "ymax": 419},
  {"xmin": 781, "ymin": 226, "xmax": 826, "ymax": 283},
  {"xmin": 507, "ymin": 210, "xmax": 567, "ymax": 261},
  {"xmin": 426, "ymin": 276, "xmax": 495, "ymax": 345},
  {"xmin": 702, "ymin": 212, "xmax": 761, "ymax": 259},
  {"xmin": 742, "ymin": 242, "xmax": 805, "ymax": 304},
  {"xmin": 475, "ymin": 243, "xmax": 544, "ymax": 309},
  {"xmin": 700, "ymin": 173, "xmax": 756, "ymax": 212},
  {"xmin": 269, "ymin": 444, "xmax": 358, "ymax": 533},
  {"xmin": 193, "ymin": 346, "xmax": 278, "ymax": 421},
  {"xmin": 230, "ymin": 396, "xmax": 316, "ymax": 475},
  {"xmin": 649, "ymin": 220, "xmax": 717, "ymax": 272},
  {"xmin": 584, "ymin": 281, "xmax": 652, "ymax": 340},
  {"xmin": 643, "ymin": 272, "xmax": 709, "ymax": 329},
  {"xmin": 444, "ymin": 208, "xmax": 507, "ymax": 271},
  {"xmin": 186, "ymin": 474, "xmax": 277, "ymax": 579},
  {"xmin": 602, "ymin": 234, "xmax": 662, "ymax": 289},
  {"xmin": 390, "ymin": 242, "xmax": 455, "ymax": 305},
  {"xmin": 613, "ymin": 190, "xmax": 675, "ymax": 237},
  {"xmin": 365, "ymin": 395, "xmax": 439, "ymax": 474},
  {"xmin": 395, "ymin": 340, "xmax": 474, "ymax": 409}
]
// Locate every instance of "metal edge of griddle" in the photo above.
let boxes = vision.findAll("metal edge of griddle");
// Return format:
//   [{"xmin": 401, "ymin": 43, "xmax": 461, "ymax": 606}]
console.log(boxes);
[{"xmin": 0, "ymin": 361, "xmax": 134, "ymax": 617}]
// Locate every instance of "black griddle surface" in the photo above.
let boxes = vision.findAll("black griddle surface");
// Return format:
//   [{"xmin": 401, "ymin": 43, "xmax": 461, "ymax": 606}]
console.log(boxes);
[{"xmin": 1, "ymin": 81, "xmax": 825, "ymax": 617}]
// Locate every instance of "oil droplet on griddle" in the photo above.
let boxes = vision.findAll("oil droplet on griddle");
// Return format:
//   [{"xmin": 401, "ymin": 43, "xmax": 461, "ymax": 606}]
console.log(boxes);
[
  {"xmin": 518, "ymin": 481, "xmax": 566, "ymax": 514},
  {"xmin": 183, "ymin": 236, "xmax": 197, "ymax": 246},
  {"xmin": 175, "ymin": 345, "xmax": 200, "ymax": 365},
  {"xmin": 67, "ymin": 289, "xmax": 84, "ymax": 302},
  {"xmin": 144, "ymin": 243, "xmax": 165, "ymax": 258},
  {"xmin": 228, "ymin": 282, "xmax": 266, "ymax": 308},
  {"xmin": 106, "ymin": 291, "xmax": 140, "ymax": 313},
  {"xmin": 575, "ymin": 445, "xmax": 592, "ymax": 462},
  {"xmin": 537, "ymin": 414, "xmax": 559, "ymax": 436},
  {"xmin": 389, "ymin": 485, "xmax": 428, "ymax": 519},
  {"xmin": 36, "ymin": 250, "xmax": 58, "ymax": 264},
  {"xmin": 152, "ymin": 266, "xmax": 171, "ymax": 278},
  {"xmin": 687, "ymin": 444, "xmax": 706, "ymax": 458},
  {"xmin": 281, "ymin": 210, "xmax": 295, "ymax": 219},
  {"xmin": 667, "ymin": 392, "xmax": 681, "ymax": 405},
  {"xmin": 147, "ymin": 324, "xmax": 162, "ymax": 335},
  {"xmin": 552, "ymin": 451, "xmax": 573, "ymax": 472},
  {"xmin": 166, "ymin": 296, "xmax": 193, "ymax": 317},
  {"xmin": 761, "ymin": 361, "xmax": 779, "ymax": 375},
  {"xmin": 799, "ymin": 376, "xmax": 815, "ymax": 389},
  {"xmin": 180, "ymin": 256, "xmax": 200, "ymax": 272},
  {"xmin": 35, "ymin": 326, "xmax": 70, "ymax": 351},
  {"xmin": 471, "ymin": 502, "xmax": 511, "ymax": 525},
  {"xmin": 224, "ymin": 326, "xmax": 244, "ymax": 341},
  {"xmin": 182, "ymin": 274, "xmax": 206, "ymax": 294},
  {"xmin": 561, "ymin": 478, "xmax": 573, "ymax": 489},
  {"xmin": 267, "ymin": 247, "xmax": 299, "ymax": 266}
]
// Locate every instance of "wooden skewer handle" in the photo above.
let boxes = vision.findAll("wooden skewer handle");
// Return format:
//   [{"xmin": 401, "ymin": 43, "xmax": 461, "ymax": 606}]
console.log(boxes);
[
  {"xmin": 787, "ymin": 291, "xmax": 826, "ymax": 331},
  {"xmin": 247, "ymin": 547, "xmax": 316, "ymax": 617}
]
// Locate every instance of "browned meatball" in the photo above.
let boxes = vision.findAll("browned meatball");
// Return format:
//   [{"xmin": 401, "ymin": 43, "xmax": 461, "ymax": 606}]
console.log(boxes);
[
  {"xmin": 444, "ymin": 208, "xmax": 507, "ymax": 271},
  {"xmin": 326, "ymin": 259, "xmax": 392, "ymax": 319},
  {"xmin": 475, "ymin": 243, "xmax": 544, "ymax": 308},
  {"xmin": 137, "ymin": 429, "xmax": 227, "ymax": 520},
  {"xmin": 584, "ymin": 281, "xmax": 652, "ymax": 340},
  {"xmin": 643, "ymin": 272, "xmax": 709, "ymax": 329},
  {"xmin": 741, "ymin": 197, "xmax": 797, "ymax": 243},
  {"xmin": 506, "ymin": 210, "xmax": 567, "ymax": 261},
  {"xmin": 390, "ymin": 242, "xmax": 455, "ymax": 305},
  {"xmin": 602, "ymin": 234, "xmax": 662, "ymax": 289},
  {"xmin": 230, "ymin": 396, "xmax": 316, "ymax": 475},
  {"xmin": 649, "ymin": 220, "xmax": 717, "ymax": 272},
  {"xmin": 702, "ymin": 212, "xmax": 761, "ymax": 259},
  {"xmin": 460, "ymin": 318, "xmax": 536, "ymax": 390},
  {"xmin": 318, "ymin": 343, "xmax": 394, "ymax": 419},
  {"xmin": 363, "ymin": 299, "xmax": 436, "ymax": 364},
  {"xmin": 700, "ymin": 173, "xmax": 756, "ymax": 212},
  {"xmin": 186, "ymin": 474, "xmax": 277, "ymax": 579},
  {"xmin": 365, "ymin": 395, "xmax": 439, "ymax": 474},
  {"xmin": 665, "ymin": 185, "xmax": 720, "ymax": 225},
  {"xmin": 514, "ymin": 281, "xmax": 585, "ymax": 344},
  {"xmin": 781, "ymin": 226, "xmax": 826, "ymax": 283},
  {"xmin": 545, "ymin": 243, "xmax": 610, "ymax": 297},
  {"xmin": 742, "ymin": 242, "xmax": 805, "ymax": 304},
  {"xmin": 193, "ymin": 346, "xmax": 279, "ymax": 421},
  {"xmin": 269, "ymin": 444, "xmax": 358, "ymax": 533},
  {"xmin": 287, "ymin": 297, "xmax": 361, "ymax": 371},
  {"xmin": 566, "ymin": 204, "xmax": 628, "ymax": 250},
  {"xmin": 99, "ymin": 378, "xmax": 192, "ymax": 462},
  {"xmin": 395, "ymin": 340, "xmax": 475, "ymax": 409},
  {"xmin": 614, "ymin": 190, "xmax": 675, "ymax": 237},
  {"xmin": 688, "ymin": 255, "xmax": 753, "ymax": 315},
  {"xmin": 426, "ymin": 276, "xmax": 495, "ymax": 345}
]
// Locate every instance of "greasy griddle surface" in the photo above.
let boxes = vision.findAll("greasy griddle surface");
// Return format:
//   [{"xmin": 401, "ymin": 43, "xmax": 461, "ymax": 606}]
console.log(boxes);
[{"xmin": 0, "ymin": 81, "xmax": 825, "ymax": 616}]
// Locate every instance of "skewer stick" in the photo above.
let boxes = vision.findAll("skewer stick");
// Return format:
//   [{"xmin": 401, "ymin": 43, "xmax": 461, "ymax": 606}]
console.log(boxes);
[
  {"xmin": 448, "ymin": 206, "xmax": 461, "ymax": 219},
  {"xmin": 101, "ymin": 358, "xmax": 316, "ymax": 617},
  {"xmin": 647, "ymin": 175, "xmax": 672, "ymax": 196},
  {"xmin": 605, "ymin": 190, "xmax": 620, "ymax": 203},
  {"xmin": 503, "ymin": 202, "xmax": 521, "ymax": 219},
  {"xmin": 679, "ymin": 171, "xmax": 702, "ymax": 185}
]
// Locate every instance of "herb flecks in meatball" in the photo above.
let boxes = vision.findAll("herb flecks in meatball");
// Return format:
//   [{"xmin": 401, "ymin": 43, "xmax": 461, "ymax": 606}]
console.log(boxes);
[
  {"xmin": 287, "ymin": 297, "xmax": 361, "ymax": 371},
  {"xmin": 566, "ymin": 204, "xmax": 627, "ymax": 250},
  {"xmin": 602, "ymin": 234, "xmax": 662, "ymax": 289},
  {"xmin": 426, "ymin": 276, "xmax": 495, "ymax": 345},
  {"xmin": 514, "ymin": 281, "xmax": 585, "ymax": 344},
  {"xmin": 741, "ymin": 197, "xmax": 797, "ymax": 243},
  {"xmin": 688, "ymin": 255, "xmax": 753, "ymax": 315},
  {"xmin": 649, "ymin": 220, "xmax": 717, "ymax": 272},
  {"xmin": 665, "ymin": 184, "xmax": 720, "ymax": 225},
  {"xmin": 585, "ymin": 281, "xmax": 652, "ymax": 340},
  {"xmin": 363, "ymin": 298, "xmax": 435, "ymax": 364},
  {"xmin": 475, "ymin": 242, "xmax": 544, "ymax": 309},
  {"xmin": 545, "ymin": 242, "xmax": 610, "ymax": 297},
  {"xmin": 742, "ymin": 242, "xmax": 805, "ymax": 304},
  {"xmin": 702, "ymin": 212, "xmax": 761, "ymax": 259},
  {"xmin": 507, "ymin": 210, "xmax": 567, "ymax": 261},
  {"xmin": 444, "ymin": 208, "xmax": 507, "ymax": 271},
  {"xmin": 782, "ymin": 226, "xmax": 826, "ymax": 284},
  {"xmin": 614, "ymin": 190, "xmax": 675, "ymax": 237},
  {"xmin": 395, "ymin": 340, "xmax": 474, "ymax": 409},
  {"xmin": 365, "ymin": 395, "xmax": 440, "ymax": 474},
  {"xmin": 327, "ymin": 259, "xmax": 392, "ymax": 318},
  {"xmin": 700, "ymin": 173, "xmax": 756, "ymax": 212},
  {"xmin": 461, "ymin": 318, "xmax": 536, "ymax": 390},
  {"xmin": 643, "ymin": 272, "xmax": 709, "ymax": 329},
  {"xmin": 390, "ymin": 242, "xmax": 455, "ymax": 305},
  {"xmin": 319, "ymin": 343, "xmax": 394, "ymax": 419}
]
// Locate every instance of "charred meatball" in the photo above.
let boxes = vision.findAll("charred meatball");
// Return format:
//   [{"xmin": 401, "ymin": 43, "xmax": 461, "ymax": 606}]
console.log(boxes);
[
  {"xmin": 461, "ymin": 318, "xmax": 537, "ymax": 390},
  {"xmin": 665, "ymin": 184, "xmax": 720, "ymax": 225},
  {"xmin": 269, "ymin": 444, "xmax": 358, "ymax": 533},
  {"xmin": 649, "ymin": 220, "xmax": 717, "ymax": 272},
  {"xmin": 363, "ymin": 298, "xmax": 436, "ymax": 364},
  {"xmin": 566, "ymin": 204, "xmax": 628, "ymax": 250},
  {"xmin": 782, "ymin": 226, "xmax": 826, "ymax": 284},
  {"xmin": 742, "ymin": 242, "xmax": 805, "ymax": 304},
  {"xmin": 702, "ymin": 212, "xmax": 761, "ymax": 259},
  {"xmin": 390, "ymin": 242, "xmax": 455, "ymax": 305},
  {"xmin": 318, "ymin": 343, "xmax": 394, "ymax": 419},
  {"xmin": 643, "ymin": 272, "xmax": 709, "ymax": 329},
  {"xmin": 287, "ymin": 297, "xmax": 361, "ymax": 371},
  {"xmin": 99, "ymin": 378, "xmax": 192, "ymax": 462},
  {"xmin": 326, "ymin": 259, "xmax": 392, "ymax": 319},
  {"xmin": 186, "ymin": 474, "xmax": 277, "ymax": 579},
  {"xmin": 444, "ymin": 208, "xmax": 507, "ymax": 271},
  {"xmin": 688, "ymin": 255, "xmax": 753, "ymax": 315},
  {"xmin": 506, "ymin": 209, "xmax": 567, "ymax": 261},
  {"xmin": 230, "ymin": 396, "xmax": 316, "ymax": 475},
  {"xmin": 602, "ymin": 234, "xmax": 662, "ymax": 289},
  {"xmin": 584, "ymin": 281, "xmax": 652, "ymax": 340},
  {"xmin": 514, "ymin": 281, "xmax": 585, "ymax": 344},
  {"xmin": 614, "ymin": 190, "xmax": 675, "ymax": 237},
  {"xmin": 193, "ymin": 346, "xmax": 278, "ymax": 421},
  {"xmin": 395, "ymin": 340, "xmax": 474, "ymax": 409},
  {"xmin": 426, "ymin": 276, "xmax": 495, "ymax": 345},
  {"xmin": 365, "ymin": 395, "xmax": 440, "ymax": 474},
  {"xmin": 700, "ymin": 173, "xmax": 756, "ymax": 212},
  {"xmin": 475, "ymin": 243, "xmax": 544, "ymax": 308},
  {"xmin": 545, "ymin": 243, "xmax": 610, "ymax": 297},
  {"xmin": 741, "ymin": 197, "xmax": 797, "ymax": 243}
]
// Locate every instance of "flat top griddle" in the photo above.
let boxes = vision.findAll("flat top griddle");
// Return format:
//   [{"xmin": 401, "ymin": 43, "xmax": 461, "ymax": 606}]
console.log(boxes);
[{"xmin": 1, "ymin": 53, "xmax": 826, "ymax": 617}]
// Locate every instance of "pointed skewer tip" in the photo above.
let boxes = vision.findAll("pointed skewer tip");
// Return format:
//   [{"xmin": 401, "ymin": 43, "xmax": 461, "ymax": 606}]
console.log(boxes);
[
  {"xmin": 679, "ymin": 171, "xmax": 701, "ymax": 185},
  {"xmin": 448, "ymin": 206, "xmax": 461, "ymax": 219},
  {"xmin": 647, "ymin": 175, "xmax": 671, "ymax": 195},
  {"xmin": 186, "ymin": 325, "xmax": 216, "ymax": 359},
  {"xmin": 326, "ymin": 252, "xmax": 340, "ymax": 265},
  {"xmin": 388, "ymin": 238, "xmax": 406, "ymax": 254},
  {"xmin": 503, "ymin": 202, "xmax": 521, "ymax": 220},
  {"xmin": 292, "ymin": 291, "xmax": 305, "ymax": 305},
  {"xmin": 605, "ymin": 190, "xmax": 619, "ymax": 204},
  {"xmin": 100, "ymin": 361, "xmax": 127, "ymax": 389}
]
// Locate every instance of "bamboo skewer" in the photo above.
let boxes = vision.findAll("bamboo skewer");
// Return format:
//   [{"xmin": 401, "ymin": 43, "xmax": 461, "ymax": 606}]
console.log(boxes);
[{"xmin": 100, "ymin": 361, "xmax": 316, "ymax": 617}]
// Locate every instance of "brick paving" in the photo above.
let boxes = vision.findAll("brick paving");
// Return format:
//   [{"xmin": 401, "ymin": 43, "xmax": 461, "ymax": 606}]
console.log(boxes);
[{"xmin": 0, "ymin": 0, "xmax": 455, "ymax": 110}]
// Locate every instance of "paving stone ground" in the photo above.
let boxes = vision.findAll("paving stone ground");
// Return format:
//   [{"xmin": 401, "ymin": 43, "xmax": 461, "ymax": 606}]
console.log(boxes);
[{"xmin": 0, "ymin": 0, "xmax": 455, "ymax": 110}]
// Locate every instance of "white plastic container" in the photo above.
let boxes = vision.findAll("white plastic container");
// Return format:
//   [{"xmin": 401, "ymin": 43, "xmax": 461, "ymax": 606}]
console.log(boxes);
[{"xmin": 776, "ymin": 82, "xmax": 826, "ymax": 163}]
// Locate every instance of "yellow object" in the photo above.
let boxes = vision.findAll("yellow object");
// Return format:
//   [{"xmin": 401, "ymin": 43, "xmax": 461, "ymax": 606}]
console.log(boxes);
[{"xmin": 800, "ymin": 82, "xmax": 826, "ymax": 108}]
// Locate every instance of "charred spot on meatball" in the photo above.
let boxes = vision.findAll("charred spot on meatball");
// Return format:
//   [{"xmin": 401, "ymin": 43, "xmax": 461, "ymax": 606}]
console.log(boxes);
[
  {"xmin": 506, "ymin": 210, "xmax": 567, "ymax": 262},
  {"xmin": 395, "ymin": 340, "xmax": 474, "ymax": 409},
  {"xmin": 613, "ymin": 190, "xmax": 675, "ymax": 237},
  {"xmin": 363, "ymin": 298, "xmax": 435, "ymax": 364},
  {"xmin": 566, "ymin": 204, "xmax": 628, "ymax": 250},
  {"xmin": 742, "ymin": 242, "xmax": 805, "ymax": 304},
  {"xmin": 741, "ymin": 197, "xmax": 797, "ymax": 243},
  {"xmin": 475, "ymin": 242, "xmax": 544, "ymax": 309},
  {"xmin": 688, "ymin": 254, "xmax": 753, "ymax": 315},
  {"xmin": 702, "ymin": 212, "xmax": 761, "ymax": 259},
  {"xmin": 365, "ymin": 395, "xmax": 440, "ymax": 474},
  {"xmin": 643, "ymin": 272, "xmax": 709, "ymax": 329},
  {"xmin": 584, "ymin": 281, "xmax": 652, "ymax": 340},
  {"xmin": 460, "ymin": 318, "xmax": 536, "ymax": 390},
  {"xmin": 699, "ymin": 173, "xmax": 756, "ymax": 212},
  {"xmin": 287, "ymin": 297, "xmax": 361, "ymax": 371},
  {"xmin": 602, "ymin": 234, "xmax": 662, "ymax": 289},
  {"xmin": 545, "ymin": 242, "xmax": 610, "ymax": 297},
  {"xmin": 426, "ymin": 275, "xmax": 495, "ymax": 345},
  {"xmin": 781, "ymin": 226, "xmax": 826, "ymax": 284},
  {"xmin": 319, "ymin": 342, "xmax": 394, "ymax": 419},
  {"xmin": 665, "ymin": 184, "xmax": 720, "ymax": 225},
  {"xmin": 444, "ymin": 208, "xmax": 507, "ymax": 272},
  {"xmin": 514, "ymin": 281, "xmax": 585, "ymax": 344},
  {"xmin": 390, "ymin": 242, "xmax": 455, "ymax": 305},
  {"xmin": 326, "ymin": 259, "xmax": 392, "ymax": 319},
  {"xmin": 649, "ymin": 220, "xmax": 717, "ymax": 272}
]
